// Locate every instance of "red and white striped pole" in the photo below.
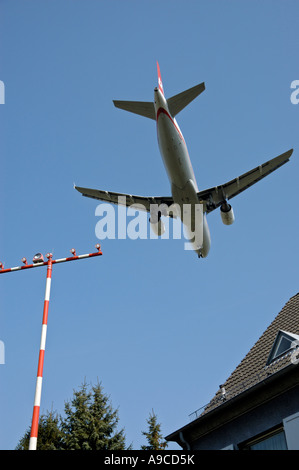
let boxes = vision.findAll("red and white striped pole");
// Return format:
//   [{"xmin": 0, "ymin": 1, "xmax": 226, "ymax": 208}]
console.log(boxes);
[
  {"xmin": 0, "ymin": 244, "xmax": 103, "ymax": 450},
  {"xmin": 29, "ymin": 253, "xmax": 53, "ymax": 451}
]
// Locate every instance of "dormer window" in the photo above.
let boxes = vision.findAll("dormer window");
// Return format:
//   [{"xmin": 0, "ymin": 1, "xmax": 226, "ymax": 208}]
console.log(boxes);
[{"xmin": 266, "ymin": 330, "xmax": 299, "ymax": 366}]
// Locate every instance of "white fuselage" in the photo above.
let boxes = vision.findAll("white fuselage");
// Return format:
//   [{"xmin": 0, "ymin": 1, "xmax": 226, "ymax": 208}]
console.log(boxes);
[{"xmin": 154, "ymin": 87, "xmax": 211, "ymax": 257}]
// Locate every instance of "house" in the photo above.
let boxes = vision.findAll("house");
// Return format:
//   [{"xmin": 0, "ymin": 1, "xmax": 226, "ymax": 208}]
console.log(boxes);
[{"xmin": 166, "ymin": 293, "xmax": 299, "ymax": 450}]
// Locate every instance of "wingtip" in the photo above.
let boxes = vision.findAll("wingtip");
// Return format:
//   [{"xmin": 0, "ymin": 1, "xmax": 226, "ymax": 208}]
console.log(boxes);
[
  {"xmin": 284, "ymin": 148, "xmax": 293, "ymax": 161},
  {"xmin": 74, "ymin": 183, "xmax": 81, "ymax": 192}
]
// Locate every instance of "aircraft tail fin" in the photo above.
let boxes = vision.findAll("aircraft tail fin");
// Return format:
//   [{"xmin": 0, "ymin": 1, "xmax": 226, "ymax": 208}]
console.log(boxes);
[
  {"xmin": 157, "ymin": 61, "xmax": 165, "ymax": 96},
  {"xmin": 167, "ymin": 82, "xmax": 205, "ymax": 117},
  {"xmin": 113, "ymin": 62, "xmax": 205, "ymax": 120}
]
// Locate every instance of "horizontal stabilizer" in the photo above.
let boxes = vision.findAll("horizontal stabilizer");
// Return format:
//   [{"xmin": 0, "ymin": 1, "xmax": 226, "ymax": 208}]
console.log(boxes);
[
  {"xmin": 113, "ymin": 100, "xmax": 155, "ymax": 120},
  {"xmin": 167, "ymin": 82, "xmax": 205, "ymax": 117}
]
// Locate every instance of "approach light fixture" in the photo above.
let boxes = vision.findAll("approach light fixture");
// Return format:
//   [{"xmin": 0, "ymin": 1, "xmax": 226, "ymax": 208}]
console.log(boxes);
[
  {"xmin": 32, "ymin": 253, "xmax": 44, "ymax": 264},
  {"xmin": 0, "ymin": 244, "xmax": 103, "ymax": 450},
  {"xmin": 95, "ymin": 243, "xmax": 101, "ymax": 252},
  {"xmin": 70, "ymin": 248, "xmax": 76, "ymax": 256}
]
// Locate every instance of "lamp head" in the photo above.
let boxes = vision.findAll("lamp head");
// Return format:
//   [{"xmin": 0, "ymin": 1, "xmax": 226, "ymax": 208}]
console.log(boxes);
[{"xmin": 33, "ymin": 253, "xmax": 44, "ymax": 264}]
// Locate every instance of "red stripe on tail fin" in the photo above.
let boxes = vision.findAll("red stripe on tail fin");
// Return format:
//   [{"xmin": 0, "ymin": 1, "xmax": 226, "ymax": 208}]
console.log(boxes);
[{"xmin": 157, "ymin": 61, "xmax": 164, "ymax": 96}]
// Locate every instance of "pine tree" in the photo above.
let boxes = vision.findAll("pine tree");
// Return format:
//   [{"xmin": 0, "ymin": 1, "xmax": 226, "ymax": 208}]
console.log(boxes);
[
  {"xmin": 61, "ymin": 381, "xmax": 92, "ymax": 450},
  {"xmin": 89, "ymin": 381, "xmax": 126, "ymax": 450},
  {"xmin": 15, "ymin": 411, "xmax": 63, "ymax": 450},
  {"xmin": 61, "ymin": 381, "xmax": 127, "ymax": 450},
  {"xmin": 16, "ymin": 381, "xmax": 127, "ymax": 450},
  {"xmin": 141, "ymin": 410, "xmax": 168, "ymax": 450}
]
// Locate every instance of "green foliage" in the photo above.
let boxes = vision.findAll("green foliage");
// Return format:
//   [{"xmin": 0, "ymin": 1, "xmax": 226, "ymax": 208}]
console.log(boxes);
[
  {"xmin": 61, "ymin": 381, "xmax": 126, "ymax": 450},
  {"xmin": 16, "ymin": 381, "xmax": 127, "ymax": 450},
  {"xmin": 141, "ymin": 410, "xmax": 168, "ymax": 450},
  {"xmin": 15, "ymin": 411, "xmax": 63, "ymax": 450}
]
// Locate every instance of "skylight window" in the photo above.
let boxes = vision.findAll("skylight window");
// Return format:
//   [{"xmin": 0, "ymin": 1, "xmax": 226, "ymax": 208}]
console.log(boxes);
[{"xmin": 266, "ymin": 330, "xmax": 299, "ymax": 366}]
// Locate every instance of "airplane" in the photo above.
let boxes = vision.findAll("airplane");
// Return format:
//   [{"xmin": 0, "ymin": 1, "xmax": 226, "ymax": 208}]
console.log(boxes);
[{"xmin": 75, "ymin": 62, "xmax": 293, "ymax": 258}]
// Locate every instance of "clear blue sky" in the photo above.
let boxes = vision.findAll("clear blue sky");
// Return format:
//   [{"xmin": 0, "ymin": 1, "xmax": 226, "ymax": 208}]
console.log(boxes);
[{"xmin": 1, "ymin": 0, "xmax": 298, "ymax": 450}]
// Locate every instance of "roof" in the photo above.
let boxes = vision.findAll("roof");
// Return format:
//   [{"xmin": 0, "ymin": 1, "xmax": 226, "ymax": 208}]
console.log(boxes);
[
  {"xmin": 166, "ymin": 292, "xmax": 299, "ymax": 442},
  {"xmin": 196, "ymin": 292, "xmax": 299, "ymax": 417}
]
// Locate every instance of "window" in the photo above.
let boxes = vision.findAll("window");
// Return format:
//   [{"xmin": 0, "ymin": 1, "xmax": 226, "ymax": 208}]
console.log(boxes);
[
  {"xmin": 240, "ymin": 427, "xmax": 288, "ymax": 450},
  {"xmin": 266, "ymin": 330, "xmax": 299, "ymax": 366}
]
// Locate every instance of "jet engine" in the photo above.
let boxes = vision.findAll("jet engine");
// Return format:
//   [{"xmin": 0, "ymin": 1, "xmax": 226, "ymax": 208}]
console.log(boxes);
[{"xmin": 220, "ymin": 202, "xmax": 235, "ymax": 225}]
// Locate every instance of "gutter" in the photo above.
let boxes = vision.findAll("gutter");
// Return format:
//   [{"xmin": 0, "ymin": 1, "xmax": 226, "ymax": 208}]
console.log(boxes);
[
  {"xmin": 178, "ymin": 431, "xmax": 191, "ymax": 451},
  {"xmin": 166, "ymin": 362, "xmax": 299, "ymax": 446}
]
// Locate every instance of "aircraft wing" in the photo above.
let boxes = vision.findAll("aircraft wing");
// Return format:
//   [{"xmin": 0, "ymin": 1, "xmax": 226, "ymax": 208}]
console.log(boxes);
[
  {"xmin": 197, "ymin": 149, "xmax": 293, "ymax": 213},
  {"xmin": 75, "ymin": 186, "xmax": 176, "ymax": 216}
]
